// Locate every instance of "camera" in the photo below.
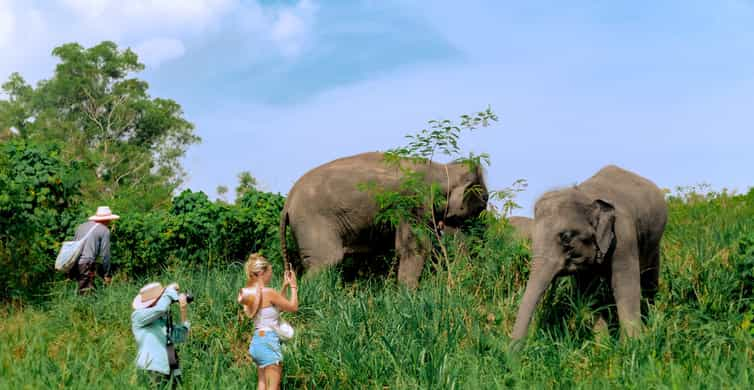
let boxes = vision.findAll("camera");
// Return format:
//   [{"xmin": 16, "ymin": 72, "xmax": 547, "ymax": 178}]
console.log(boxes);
[{"xmin": 172, "ymin": 293, "xmax": 194, "ymax": 304}]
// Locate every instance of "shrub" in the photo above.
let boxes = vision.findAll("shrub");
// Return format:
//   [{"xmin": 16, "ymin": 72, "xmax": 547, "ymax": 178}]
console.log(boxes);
[
  {"xmin": 110, "ymin": 189, "xmax": 285, "ymax": 276},
  {"xmin": 0, "ymin": 140, "xmax": 84, "ymax": 301}
]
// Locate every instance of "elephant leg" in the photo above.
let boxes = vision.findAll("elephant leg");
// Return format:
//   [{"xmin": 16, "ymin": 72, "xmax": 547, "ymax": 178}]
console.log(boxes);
[
  {"xmin": 640, "ymin": 247, "xmax": 660, "ymax": 304},
  {"xmin": 395, "ymin": 222, "xmax": 428, "ymax": 288},
  {"xmin": 611, "ymin": 252, "xmax": 642, "ymax": 338},
  {"xmin": 295, "ymin": 218, "xmax": 345, "ymax": 275}
]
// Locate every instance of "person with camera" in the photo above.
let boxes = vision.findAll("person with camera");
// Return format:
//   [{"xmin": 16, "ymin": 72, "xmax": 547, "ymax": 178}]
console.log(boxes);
[
  {"xmin": 238, "ymin": 253, "xmax": 298, "ymax": 390},
  {"xmin": 131, "ymin": 281, "xmax": 191, "ymax": 387}
]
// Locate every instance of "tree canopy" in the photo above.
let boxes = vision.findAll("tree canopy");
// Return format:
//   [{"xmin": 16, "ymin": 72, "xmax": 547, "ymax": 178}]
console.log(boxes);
[{"xmin": 0, "ymin": 41, "xmax": 200, "ymax": 211}]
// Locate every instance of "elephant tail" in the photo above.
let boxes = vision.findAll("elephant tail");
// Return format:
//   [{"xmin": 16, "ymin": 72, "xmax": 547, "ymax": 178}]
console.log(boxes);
[{"xmin": 279, "ymin": 202, "xmax": 290, "ymax": 270}]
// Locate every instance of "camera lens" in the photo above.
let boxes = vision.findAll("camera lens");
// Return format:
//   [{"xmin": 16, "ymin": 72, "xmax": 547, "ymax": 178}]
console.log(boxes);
[{"xmin": 185, "ymin": 294, "xmax": 194, "ymax": 304}]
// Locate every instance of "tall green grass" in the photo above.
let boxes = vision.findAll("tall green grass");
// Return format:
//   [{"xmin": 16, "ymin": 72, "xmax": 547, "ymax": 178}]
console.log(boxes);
[{"xmin": 2, "ymin": 189, "xmax": 754, "ymax": 389}]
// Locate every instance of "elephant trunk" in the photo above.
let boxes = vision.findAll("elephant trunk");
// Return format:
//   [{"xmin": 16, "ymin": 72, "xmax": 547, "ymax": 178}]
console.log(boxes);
[{"xmin": 511, "ymin": 256, "xmax": 560, "ymax": 341}]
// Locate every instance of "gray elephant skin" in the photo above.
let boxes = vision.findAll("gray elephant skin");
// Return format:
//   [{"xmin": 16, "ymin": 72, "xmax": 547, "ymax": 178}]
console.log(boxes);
[
  {"xmin": 511, "ymin": 165, "xmax": 667, "ymax": 341},
  {"xmin": 279, "ymin": 152, "xmax": 488, "ymax": 287},
  {"xmin": 508, "ymin": 216, "xmax": 533, "ymax": 241}
]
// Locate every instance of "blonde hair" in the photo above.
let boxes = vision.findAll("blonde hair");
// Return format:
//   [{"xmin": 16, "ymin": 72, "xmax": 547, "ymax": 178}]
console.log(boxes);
[{"xmin": 244, "ymin": 253, "xmax": 270, "ymax": 287}]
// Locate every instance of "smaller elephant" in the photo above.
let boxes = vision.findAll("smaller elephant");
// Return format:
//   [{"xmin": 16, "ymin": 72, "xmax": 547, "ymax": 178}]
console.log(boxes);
[
  {"xmin": 511, "ymin": 165, "xmax": 667, "ymax": 342},
  {"xmin": 507, "ymin": 216, "xmax": 533, "ymax": 241}
]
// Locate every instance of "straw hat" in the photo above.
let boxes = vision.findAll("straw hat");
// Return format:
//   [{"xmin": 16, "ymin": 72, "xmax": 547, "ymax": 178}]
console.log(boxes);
[
  {"xmin": 89, "ymin": 206, "xmax": 120, "ymax": 222},
  {"xmin": 132, "ymin": 282, "xmax": 166, "ymax": 309}
]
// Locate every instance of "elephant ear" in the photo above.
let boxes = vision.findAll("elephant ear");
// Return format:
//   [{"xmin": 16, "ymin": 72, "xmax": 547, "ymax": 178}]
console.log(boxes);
[{"xmin": 589, "ymin": 199, "xmax": 615, "ymax": 263}]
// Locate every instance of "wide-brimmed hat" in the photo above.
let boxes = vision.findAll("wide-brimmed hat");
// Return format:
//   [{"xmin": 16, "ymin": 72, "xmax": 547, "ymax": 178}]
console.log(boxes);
[
  {"xmin": 132, "ymin": 282, "xmax": 165, "ymax": 310},
  {"xmin": 89, "ymin": 206, "xmax": 120, "ymax": 222}
]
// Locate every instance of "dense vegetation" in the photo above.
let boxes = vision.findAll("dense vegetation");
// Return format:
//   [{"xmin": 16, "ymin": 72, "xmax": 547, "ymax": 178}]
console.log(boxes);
[
  {"xmin": 1, "ymin": 188, "xmax": 754, "ymax": 388},
  {"xmin": 2, "ymin": 41, "xmax": 753, "ymax": 388},
  {"xmin": 0, "ymin": 41, "xmax": 199, "ymax": 212}
]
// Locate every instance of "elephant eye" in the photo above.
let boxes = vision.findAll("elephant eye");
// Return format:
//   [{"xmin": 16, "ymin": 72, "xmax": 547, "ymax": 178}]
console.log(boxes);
[{"xmin": 558, "ymin": 230, "xmax": 577, "ymax": 245}]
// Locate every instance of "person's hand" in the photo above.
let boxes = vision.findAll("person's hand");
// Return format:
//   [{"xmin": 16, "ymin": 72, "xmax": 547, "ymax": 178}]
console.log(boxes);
[
  {"xmin": 166, "ymin": 282, "xmax": 180, "ymax": 292},
  {"xmin": 284, "ymin": 270, "xmax": 297, "ymax": 289},
  {"xmin": 178, "ymin": 293, "xmax": 188, "ymax": 308}
]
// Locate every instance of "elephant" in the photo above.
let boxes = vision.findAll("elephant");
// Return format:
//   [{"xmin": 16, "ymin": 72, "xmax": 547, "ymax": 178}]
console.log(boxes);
[
  {"xmin": 511, "ymin": 165, "xmax": 667, "ymax": 341},
  {"xmin": 507, "ymin": 216, "xmax": 533, "ymax": 241},
  {"xmin": 279, "ymin": 152, "xmax": 488, "ymax": 288}
]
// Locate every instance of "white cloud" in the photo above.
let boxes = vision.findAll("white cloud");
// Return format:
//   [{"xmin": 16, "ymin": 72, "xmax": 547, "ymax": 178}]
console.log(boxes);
[
  {"xmin": 133, "ymin": 38, "xmax": 186, "ymax": 69},
  {"xmin": 0, "ymin": 0, "xmax": 319, "ymax": 84},
  {"xmin": 269, "ymin": 0, "xmax": 317, "ymax": 58},
  {"xmin": 59, "ymin": 0, "xmax": 108, "ymax": 20},
  {"xmin": 59, "ymin": 0, "xmax": 236, "ymax": 37}
]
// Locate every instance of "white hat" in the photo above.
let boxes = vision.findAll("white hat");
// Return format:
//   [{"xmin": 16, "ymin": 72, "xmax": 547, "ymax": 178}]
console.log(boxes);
[
  {"xmin": 89, "ymin": 206, "xmax": 120, "ymax": 222},
  {"xmin": 132, "ymin": 282, "xmax": 165, "ymax": 309}
]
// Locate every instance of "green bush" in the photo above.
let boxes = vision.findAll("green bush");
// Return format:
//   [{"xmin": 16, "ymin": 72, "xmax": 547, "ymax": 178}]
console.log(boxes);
[
  {"xmin": 110, "ymin": 189, "xmax": 285, "ymax": 276},
  {"xmin": 0, "ymin": 141, "xmax": 286, "ymax": 298},
  {"xmin": 0, "ymin": 140, "xmax": 84, "ymax": 301}
]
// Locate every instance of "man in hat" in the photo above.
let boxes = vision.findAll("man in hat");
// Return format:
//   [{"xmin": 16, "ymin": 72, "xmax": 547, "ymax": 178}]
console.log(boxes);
[
  {"xmin": 132, "ymin": 282, "xmax": 190, "ymax": 387},
  {"xmin": 69, "ymin": 206, "xmax": 120, "ymax": 294}
]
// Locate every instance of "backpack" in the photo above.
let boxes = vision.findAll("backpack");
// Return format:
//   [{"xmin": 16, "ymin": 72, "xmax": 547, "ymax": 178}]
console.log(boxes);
[{"xmin": 54, "ymin": 224, "xmax": 98, "ymax": 273}]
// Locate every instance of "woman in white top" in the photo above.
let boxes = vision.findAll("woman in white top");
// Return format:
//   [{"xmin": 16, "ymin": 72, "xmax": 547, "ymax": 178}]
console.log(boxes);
[{"xmin": 238, "ymin": 253, "xmax": 298, "ymax": 390}]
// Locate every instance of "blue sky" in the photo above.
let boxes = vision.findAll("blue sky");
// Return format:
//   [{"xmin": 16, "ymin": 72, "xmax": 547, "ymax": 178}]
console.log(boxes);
[{"xmin": 2, "ymin": 0, "xmax": 753, "ymax": 215}]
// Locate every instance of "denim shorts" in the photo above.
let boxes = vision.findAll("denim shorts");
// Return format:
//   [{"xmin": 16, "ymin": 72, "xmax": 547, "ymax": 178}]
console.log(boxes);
[{"xmin": 249, "ymin": 330, "xmax": 282, "ymax": 368}]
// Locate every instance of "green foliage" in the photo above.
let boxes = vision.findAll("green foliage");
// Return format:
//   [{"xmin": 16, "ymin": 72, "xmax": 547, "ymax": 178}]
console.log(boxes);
[
  {"xmin": 0, "ymin": 143, "xmax": 285, "ymax": 299},
  {"xmin": 235, "ymin": 171, "xmax": 259, "ymax": 201},
  {"xmin": 2, "ymin": 188, "xmax": 754, "ymax": 388},
  {"xmin": 237, "ymin": 188, "xmax": 286, "ymax": 257},
  {"xmin": 365, "ymin": 106, "xmax": 529, "ymax": 278},
  {"xmin": 386, "ymin": 106, "xmax": 496, "ymax": 163},
  {"xmin": 0, "ymin": 41, "xmax": 200, "ymax": 211},
  {"xmin": 0, "ymin": 139, "xmax": 84, "ymax": 301},
  {"xmin": 377, "ymin": 107, "xmax": 498, "ymax": 224},
  {"xmin": 111, "ymin": 189, "xmax": 285, "ymax": 276}
]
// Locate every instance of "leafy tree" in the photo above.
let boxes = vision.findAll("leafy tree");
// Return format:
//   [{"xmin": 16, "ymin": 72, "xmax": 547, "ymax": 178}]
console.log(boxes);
[
  {"xmin": 0, "ymin": 41, "xmax": 200, "ymax": 211},
  {"xmin": 216, "ymin": 185, "xmax": 229, "ymax": 203},
  {"xmin": 235, "ymin": 170, "xmax": 259, "ymax": 201}
]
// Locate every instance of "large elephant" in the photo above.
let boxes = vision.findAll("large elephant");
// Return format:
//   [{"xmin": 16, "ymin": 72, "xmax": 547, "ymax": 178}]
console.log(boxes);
[
  {"xmin": 511, "ymin": 165, "xmax": 667, "ymax": 341},
  {"xmin": 279, "ymin": 152, "xmax": 488, "ymax": 287}
]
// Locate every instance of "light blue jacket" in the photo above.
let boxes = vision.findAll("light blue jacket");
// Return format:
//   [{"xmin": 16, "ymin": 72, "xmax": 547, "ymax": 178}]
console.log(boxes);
[{"xmin": 131, "ymin": 287, "xmax": 190, "ymax": 375}]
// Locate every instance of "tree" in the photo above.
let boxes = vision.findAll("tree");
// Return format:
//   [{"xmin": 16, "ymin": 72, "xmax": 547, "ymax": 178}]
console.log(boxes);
[
  {"xmin": 235, "ymin": 171, "xmax": 258, "ymax": 202},
  {"xmin": 216, "ymin": 185, "xmax": 229, "ymax": 203},
  {"xmin": 0, "ymin": 41, "xmax": 200, "ymax": 211}
]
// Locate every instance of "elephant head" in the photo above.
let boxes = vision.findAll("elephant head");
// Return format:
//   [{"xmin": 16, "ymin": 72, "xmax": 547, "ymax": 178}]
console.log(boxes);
[
  {"xmin": 511, "ymin": 188, "xmax": 615, "ymax": 341},
  {"xmin": 441, "ymin": 161, "xmax": 488, "ymax": 227}
]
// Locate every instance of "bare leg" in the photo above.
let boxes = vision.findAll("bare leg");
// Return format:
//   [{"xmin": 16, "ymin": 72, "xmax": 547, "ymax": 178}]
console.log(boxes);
[
  {"xmin": 257, "ymin": 366, "xmax": 267, "ymax": 390},
  {"xmin": 395, "ymin": 222, "xmax": 428, "ymax": 288},
  {"xmin": 264, "ymin": 364, "xmax": 282, "ymax": 390}
]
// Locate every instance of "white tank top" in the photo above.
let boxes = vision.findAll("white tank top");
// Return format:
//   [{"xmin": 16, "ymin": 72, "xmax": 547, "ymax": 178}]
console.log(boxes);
[
  {"xmin": 239, "ymin": 287, "xmax": 280, "ymax": 331},
  {"xmin": 254, "ymin": 305, "xmax": 281, "ymax": 331}
]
